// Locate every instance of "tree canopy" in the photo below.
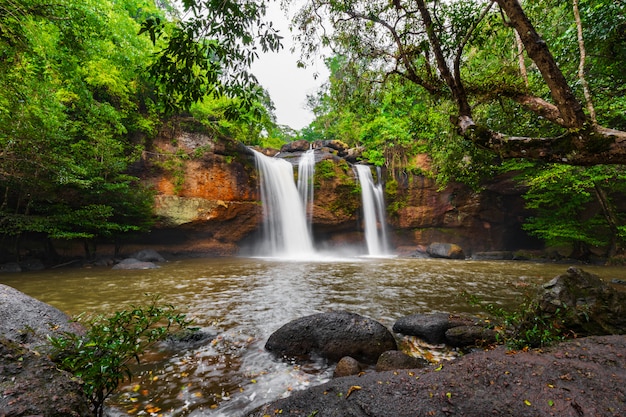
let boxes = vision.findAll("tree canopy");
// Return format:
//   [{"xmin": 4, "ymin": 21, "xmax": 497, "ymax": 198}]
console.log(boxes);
[
  {"xmin": 0, "ymin": 0, "xmax": 284, "ymax": 260},
  {"xmin": 292, "ymin": 0, "xmax": 626, "ymax": 165}
]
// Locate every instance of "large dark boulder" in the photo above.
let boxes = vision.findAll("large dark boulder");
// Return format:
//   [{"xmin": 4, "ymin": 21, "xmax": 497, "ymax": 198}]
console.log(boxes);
[
  {"xmin": 537, "ymin": 266, "xmax": 626, "ymax": 336},
  {"xmin": 265, "ymin": 311, "xmax": 397, "ymax": 364},
  {"xmin": 248, "ymin": 335, "xmax": 626, "ymax": 417},
  {"xmin": 0, "ymin": 285, "xmax": 89, "ymax": 416}
]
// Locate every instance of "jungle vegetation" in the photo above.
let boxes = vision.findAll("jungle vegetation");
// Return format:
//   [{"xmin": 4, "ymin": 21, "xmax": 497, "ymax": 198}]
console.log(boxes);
[{"xmin": 1, "ymin": 0, "xmax": 625, "ymax": 259}]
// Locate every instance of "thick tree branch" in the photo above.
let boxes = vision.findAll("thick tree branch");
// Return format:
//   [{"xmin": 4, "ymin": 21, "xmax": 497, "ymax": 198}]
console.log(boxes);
[
  {"xmin": 462, "ymin": 116, "xmax": 626, "ymax": 165},
  {"xmin": 495, "ymin": 0, "xmax": 587, "ymax": 129}
]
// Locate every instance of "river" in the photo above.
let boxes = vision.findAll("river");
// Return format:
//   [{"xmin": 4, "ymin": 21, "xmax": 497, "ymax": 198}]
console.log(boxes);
[{"xmin": 2, "ymin": 256, "xmax": 625, "ymax": 416}]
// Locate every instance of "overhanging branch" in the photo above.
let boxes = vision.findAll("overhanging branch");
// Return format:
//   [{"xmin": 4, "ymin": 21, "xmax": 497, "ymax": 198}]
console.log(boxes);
[{"xmin": 459, "ymin": 116, "xmax": 626, "ymax": 165}]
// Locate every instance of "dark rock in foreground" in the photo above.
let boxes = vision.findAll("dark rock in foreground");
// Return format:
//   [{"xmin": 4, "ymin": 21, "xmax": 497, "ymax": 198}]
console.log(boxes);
[
  {"xmin": 375, "ymin": 350, "xmax": 428, "ymax": 372},
  {"xmin": 265, "ymin": 311, "xmax": 397, "ymax": 364},
  {"xmin": 0, "ymin": 338, "xmax": 90, "ymax": 417},
  {"xmin": 248, "ymin": 335, "xmax": 626, "ymax": 417},
  {"xmin": 0, "ymin": 284, "xmax": 81, "ymax": 350},
  {"xmin": 0, "ymin": 285, "xmax": 89, "ymax": 416}
]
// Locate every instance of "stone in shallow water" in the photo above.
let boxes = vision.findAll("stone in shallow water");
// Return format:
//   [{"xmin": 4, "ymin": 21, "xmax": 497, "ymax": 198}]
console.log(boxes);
[{"xmin": 265, "ymin": 311, "xmax": 397, "ymax": 364}]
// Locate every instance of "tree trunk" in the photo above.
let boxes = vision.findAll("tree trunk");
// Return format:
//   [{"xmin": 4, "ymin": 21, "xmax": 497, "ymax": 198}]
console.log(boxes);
[
  {"xmin": 495, "ymin": 0, "xmax": 586, "ymax": 129},
  {"xmin": 593, "ymin": 183, "xmax": 620, "ymax": 257},
  {"xmin": 415, "ymin": 0, "xmax": 472, "ymax": 118},
  {"xmin": 514, "ymin": 30, "xmax": 529, "ymax": 87},
  {"xmin": 573, "ymin": 0, "xmax": 597, "ymax": 123}
]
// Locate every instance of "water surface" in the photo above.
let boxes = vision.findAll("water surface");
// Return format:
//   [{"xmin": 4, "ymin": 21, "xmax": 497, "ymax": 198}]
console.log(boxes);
[{"xmin": 2, "ymin": 257, "xmax": 624, "ymax": 416}]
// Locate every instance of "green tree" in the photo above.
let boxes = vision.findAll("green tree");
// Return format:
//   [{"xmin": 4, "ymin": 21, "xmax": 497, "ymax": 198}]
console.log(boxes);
[
  {"xmin": 292, "ymin": 0, "xmax": 626, "ymax": 164},
  {"xmin": 139, "ymin": 0, "xmax": 283, "ymax": 113},
  {"xmin": 517, "ymin": 164, "xmax": 626, "ymax": 258},
  {"xmin": 0, "ymin": 0, "xmax": 162, "ymax": 259}
]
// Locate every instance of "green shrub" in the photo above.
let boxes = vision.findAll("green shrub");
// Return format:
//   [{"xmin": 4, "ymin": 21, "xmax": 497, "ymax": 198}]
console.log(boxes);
[
  {"xmin": 463, "ymin": 291, "xmax": 570, "ymax": 350},
  {"xmin": 48, "ymin": 296, "xmax": 195, "ymax": 417}
]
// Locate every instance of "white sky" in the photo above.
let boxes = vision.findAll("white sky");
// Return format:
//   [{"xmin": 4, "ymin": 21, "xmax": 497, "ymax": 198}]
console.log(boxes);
[{"xmin": 250, "ymin": 2, "xmax": 329, "ymax": 130}]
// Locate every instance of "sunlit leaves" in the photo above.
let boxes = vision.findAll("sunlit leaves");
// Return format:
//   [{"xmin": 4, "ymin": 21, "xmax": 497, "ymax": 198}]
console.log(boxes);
[{"xmin": 0, "ymin": 0, "xmax": 161, "ymax": 250}]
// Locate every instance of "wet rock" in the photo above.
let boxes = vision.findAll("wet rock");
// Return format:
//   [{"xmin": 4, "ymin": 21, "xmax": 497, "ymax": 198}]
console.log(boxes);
[
  {"xmin": 375, "ymin": 350, "xmax": 428, "ymax": 372},
  {"xmin": 537, "ymin": 266, "xmax": 626, "ymax": 336},
  {"xmin": 444, "ymin": 325, "xmax": 498, "ymax": 348},
  {"xmin": 0, "ymin": 262, "xmax": 21, "ymax": 273},
  {"xmin": 247, "ymin": 335, "xmax": 626, "ymax": 417},
  {"xmin": 333, "ymin": 356, "xmax": 362, "ymax": 377},
  {"xmin": 265, "ymin": 311, "xmax": 397, "ymax": 364},
  {"xmin": 471, "ymin": 251, "xmax": 514, "ymax": 260},
  {"xmin": 313, "ymin": 140, "xmax": 349, "ymax": 156},
  {"xmin": 0, "ymin": 284, "xmax": 82, "ymax": 350},
  {"xmin": 280, "ymin": 139, "xmax": 310, "ymax": 153},
  {"xmin": 0, "ymin": 338, "xmax": 90, "ymax": 417},
  {"xmin": 393, "ymin": 313, "xmax": 476, "ymax": 344},
  {"xmin": 0, "ymin": 286, "xmax": 89, "ymax": 416},
  {"xmin": 129, "ymin": 249, "xmax": 167, "ymax": 263},
  {"xmin": 112, "ymin": 258, "xmax": 159, "ymax": 270},
  {"xmin": 426, "ymin": 242, "xmax": 465, "ymax": 259}
]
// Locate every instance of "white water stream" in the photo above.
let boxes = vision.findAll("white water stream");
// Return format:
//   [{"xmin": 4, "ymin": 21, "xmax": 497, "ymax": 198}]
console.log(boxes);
[
  {"xmin": 355, "ymin": 164, "xmax": 391, "ymax": 256},
  {"xmin": 296, "ymin": 148, "xmax": 315, "ymax": 228},
  {"xmin": 253, "ymin": 150, "xmax": 314, "ymax": 258}
]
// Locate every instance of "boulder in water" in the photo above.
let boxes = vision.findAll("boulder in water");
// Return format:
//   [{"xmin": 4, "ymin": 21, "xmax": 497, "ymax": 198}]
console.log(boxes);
[
  {"xmin": 112, "ymin": 258, "xmax": 159, "ymax": 270},
  {"xmin": 333, "ymin": 356, "xmax": 362, "ymax": 377},
  {"xmin": 426, "ymin": 242, "xmax": 465, "ymax": 259},
  {"xmin": 393, "ymin": 313, "xmax": 476, "ymax": 344},
  {"xmin": 128, "ymin": 249, "xmax": 167, "ymax": 263},
  {"xmin": 265, "ymin": 311, "xmax": 397, "ymax": 364}
]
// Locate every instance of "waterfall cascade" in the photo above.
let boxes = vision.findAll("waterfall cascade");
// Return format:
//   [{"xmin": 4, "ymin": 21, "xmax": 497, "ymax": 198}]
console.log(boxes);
[
  {"xmin": 253, "ymin": 150, "xmax": 315, "ymax": 258},
  {"xmin": 296, "ymin": 148, "xmax": 315, "ymax": 226},
  {"xmin": 355, "ymin": 164, "xmax": 390, "ymax": 256}
]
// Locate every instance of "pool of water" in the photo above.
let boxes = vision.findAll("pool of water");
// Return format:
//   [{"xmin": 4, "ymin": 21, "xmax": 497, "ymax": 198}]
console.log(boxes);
[{"xmin": 2, "ymin": 257, "xmax": 624, "ymax": 416}]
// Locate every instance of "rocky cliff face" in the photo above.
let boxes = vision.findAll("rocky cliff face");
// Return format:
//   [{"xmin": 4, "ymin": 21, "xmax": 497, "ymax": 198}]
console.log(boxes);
[
  {"xmin": 136, "ymin": 121, "xmax": 539, "ymax": 257},
  {"xmin": 387, "ymin": 170, "xmax": 539, "ymax": 255},
  {"xmin": 132, "ymin": 119, "xmax": 262, "ymax": 256}
]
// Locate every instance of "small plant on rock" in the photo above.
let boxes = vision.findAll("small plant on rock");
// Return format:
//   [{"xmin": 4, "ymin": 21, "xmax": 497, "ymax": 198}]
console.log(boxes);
[
  {"xmin": 462, "ymin": 291, "xmax": 571, "ymax": 350},
  {"xmin": 48, "ymin": 295, "xmax": 195, "ymax": 417}
]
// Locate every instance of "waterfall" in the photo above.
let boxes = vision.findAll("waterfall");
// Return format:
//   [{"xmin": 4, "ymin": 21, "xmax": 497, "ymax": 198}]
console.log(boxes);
[
  {"xmin": 355, "ymin": 165, "xmax": 390, "ymax": 256},
  {"xmin": 297, "ymin": 148, "xmax": 315, "ymax": 226},
  {"xmin": 253, "ymin": 150, "xmax": 315, "ymax": 258}
]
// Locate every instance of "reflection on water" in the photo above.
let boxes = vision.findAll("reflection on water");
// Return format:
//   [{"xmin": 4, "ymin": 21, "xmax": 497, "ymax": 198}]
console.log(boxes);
[{"xmin": 2, "ymin": 257, "xmax": 625, "ymax": 416}]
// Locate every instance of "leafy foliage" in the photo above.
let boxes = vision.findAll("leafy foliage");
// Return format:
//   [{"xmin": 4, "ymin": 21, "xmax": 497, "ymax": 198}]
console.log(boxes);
[
  {"xmin": 139, "ymin": 0, "xmax": 283, "ymax": 113},
  {"xmin": 463, "ymin": 291, "xmax": 570, "ymax": 350},
  {"xmin": 0, "ymin": 0, "xmax": 164, "ymax": 258},
  {"xmin": 515, "ymin": 164, "xmax": 626, "ymax": 257},
  {"xmin": 49, "ymin": 296, "xmax": 195, "ymax": 417}
]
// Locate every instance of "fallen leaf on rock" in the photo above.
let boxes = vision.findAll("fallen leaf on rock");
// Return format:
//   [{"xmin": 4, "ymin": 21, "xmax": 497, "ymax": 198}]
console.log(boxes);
[{"xmin": 346, "ymin": 385, "xmax": 362, "ymax": 398}]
